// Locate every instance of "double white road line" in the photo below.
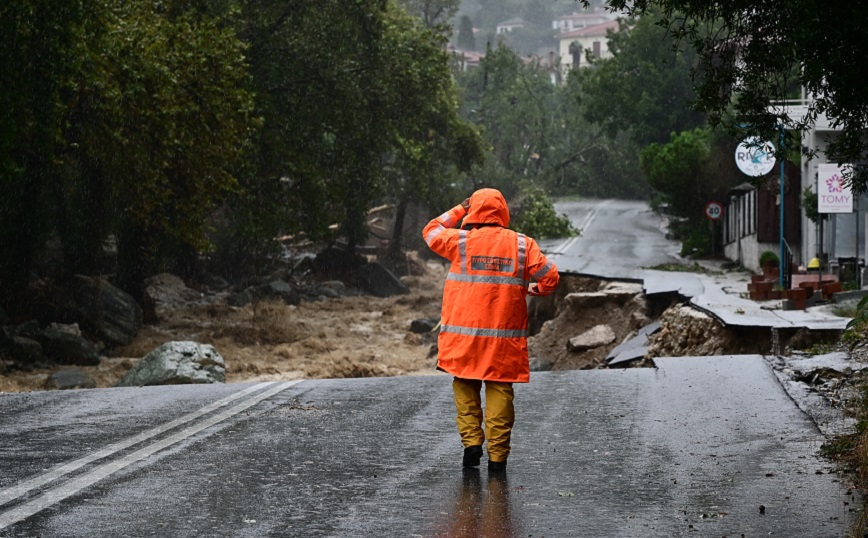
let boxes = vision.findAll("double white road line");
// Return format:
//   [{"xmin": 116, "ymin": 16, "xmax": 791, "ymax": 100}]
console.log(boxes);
[
  {"xmin": 0, "ymin": 380, "xmax": 301, "ymax": 531},
  {"xmin": 550, "ymin": 199, "xmax": 612, "ymax": 256}
]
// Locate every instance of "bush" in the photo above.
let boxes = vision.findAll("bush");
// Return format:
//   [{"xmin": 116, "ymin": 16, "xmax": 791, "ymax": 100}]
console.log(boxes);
[
  {"xmin": 667, "ymin": 218, "xmax": 710, "ymax": 257},
  {"xmin": 759, "ymin": 251, "xmax": 780, "ymax": 267},
  {"xmin": 510, "ymin": 187, "xmax": 579, "ymax": 240},
  {"xmin": 678, "ymin": 226, "xmax": 711, "ymax": 258}
]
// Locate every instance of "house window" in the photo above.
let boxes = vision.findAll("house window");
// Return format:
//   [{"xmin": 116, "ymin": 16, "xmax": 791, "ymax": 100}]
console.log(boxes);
[{"xmin": 592, "ymin": 41, "xmax": 601, "ymax": 57}]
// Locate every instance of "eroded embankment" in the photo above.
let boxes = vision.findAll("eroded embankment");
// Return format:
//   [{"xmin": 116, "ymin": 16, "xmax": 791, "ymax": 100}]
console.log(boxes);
[{"xmin": 527, "ymin": 273, "xmax": 842, "ymax": 370}]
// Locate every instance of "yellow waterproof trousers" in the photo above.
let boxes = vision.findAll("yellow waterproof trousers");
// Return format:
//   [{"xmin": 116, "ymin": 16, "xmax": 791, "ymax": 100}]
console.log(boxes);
[{"xmin": 452, "ymin": 377, "xmax": 515, "ymax": 462}]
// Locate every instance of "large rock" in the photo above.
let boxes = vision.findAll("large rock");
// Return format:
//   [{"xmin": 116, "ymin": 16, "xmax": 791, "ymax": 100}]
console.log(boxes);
[
  {"xmin": 11, "ymin": 336, "xmax": 43, "ymax": 363},
  {"xmin": 600, "ymin": 281, "xmax": 644, "ymax": 304},
  {"xmin": 410, "ymin": 318, "xmax": 440, "ymax": 334},
  {"xmin": 37, "ymin": 328, "xmax": 100, "ymax": 366},
  {"xmin": 0, "ymin": 325, "xmax": 15, "ymax": 347},
  {"xmin": 67, "ymin": 275, "xmax": 142, "ymax": 347},
  {"xmin": 144, "ymin": 273, "xmax": 201, "ymax": 320},
  {"xmin": 313, "ymin": 248, "xmax": 365, "ymax": 280},
  {"xmin": 357, "ymin": 262, "xmax": 409, "ymax": 297},
  {"xmin": 567, "ymin": 325, "xmax": 616, "ymax": 352},
  {"xmin": 227, "ymin": 287, "xmax": 255, "ymax": 307},
  {"xmin": 15, "ymin": 320, "xmax": 40, "ymax": 338},
  {"xmin": 117, "ymin": 341, "xmax": 226, "ymax": 387},
  {"xmin": 258, "ymin": 280, "xmax": 300, "ymax": 305}
]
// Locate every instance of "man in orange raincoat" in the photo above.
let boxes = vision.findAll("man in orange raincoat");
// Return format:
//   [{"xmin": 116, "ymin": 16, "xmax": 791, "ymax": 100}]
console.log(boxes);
[{"xmin": 423, "ymin": 188, "xmax": 560, "ymax": 472}]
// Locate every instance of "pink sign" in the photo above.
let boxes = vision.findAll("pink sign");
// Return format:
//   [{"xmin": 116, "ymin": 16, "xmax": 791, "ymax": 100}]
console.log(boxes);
[{"xmin": 818, "ymin": 163, "xmax": 852, "ymax": 213}]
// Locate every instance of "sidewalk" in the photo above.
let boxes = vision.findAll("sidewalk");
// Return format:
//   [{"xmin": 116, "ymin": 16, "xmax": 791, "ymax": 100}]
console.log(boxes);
[{"xmin": 641, "ymin": 260, "xmax": 851, "ymax": 331}]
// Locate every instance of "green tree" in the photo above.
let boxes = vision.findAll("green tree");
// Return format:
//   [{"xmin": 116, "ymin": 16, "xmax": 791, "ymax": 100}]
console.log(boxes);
[
  {"xmin": 66, "ymin": 1, "xmax": 257, "ymax": 297},
  {"xmin": 378, "ymin": 7, "xmax": 484, "ymax": 260},
  {"xmin": 576, "ymin": 11, "xmax": 705, "ymax": 147},
  {"xmin": 510, "ymin": 185, "xmax": 578, "ymax": 239},
  {"xmin": 0, "ymin": 0, "xmax": 258, "ymax": 303},
  {"xmin": 549, "ymin": 73, "xmax": 648, "ymax": 199},
  {"xmin": 640, "ymin": 128, "xmax": 713, "ymax": 255},
  {"xmin": 640, "ymin": 127, "xmax": 742, "ymax": 255},
  {"xmin": 0, "ymin": 0, "xmax": 86, "ymax": 302},
  {"xmin": 223, "ymin": 0, "xmax": 482, "ymax": 275},
  {"xmin": 640, "ymin": 128, "xmax": 712, "ymax": 221},
  {"xmin": 454, "ymin": 42, "xmax": 646, "ymax": 201},
  {"xmin": 457, "ymin": 45, "xmax": 555, "ymax": 193},
  {"xmin": 235, "ymin": 0, "xmax": 393, "ymax": 264},
  {"xmin": 396, "ymin": 0, "xmax": 459, "ymax": 29},
  {"xmin": 456, "ymin": 15, "xmax": 476, "ymax": 50},
  {"xmin": 607, "ymin": 0, "xmax": 868, "ymax": 189}
]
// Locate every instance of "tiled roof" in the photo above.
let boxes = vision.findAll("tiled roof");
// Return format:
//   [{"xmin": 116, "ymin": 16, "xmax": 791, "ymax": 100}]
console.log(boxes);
[
  {"xmin": 497, "ymin": 17, "xmax": 528, "ymax": 26},
  {"xmin": 557, "ymin": 19, "xmax": 619, "ymax": 39},
  {"xmin": 555, "ymin": 12, "xmax": 609, "ymax": 22}
]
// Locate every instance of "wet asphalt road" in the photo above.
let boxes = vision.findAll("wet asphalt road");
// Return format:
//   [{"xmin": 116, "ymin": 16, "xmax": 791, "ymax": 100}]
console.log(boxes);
[
  {"xmin": 544, "ymin": 199, "xmax": 682, "ymax": 279},
  {"xmin": 0, "ymin": 355, "xmax": 854, "ymax": 537}
]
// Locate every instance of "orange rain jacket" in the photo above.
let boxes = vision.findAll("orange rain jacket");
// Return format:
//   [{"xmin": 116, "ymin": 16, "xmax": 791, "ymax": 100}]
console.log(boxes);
[{"xmin": 423, "ymin": 188, "xmax": 560, "ymax": 383}]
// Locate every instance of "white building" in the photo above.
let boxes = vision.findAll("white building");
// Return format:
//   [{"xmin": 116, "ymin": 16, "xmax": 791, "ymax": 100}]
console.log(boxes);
[
  {"xmin": 495, "ymin": 17, "xmax": 527, "ymax": 35},
  {"xmin": 722, "ymin": 96, "xmax": 865, "ymax": 279},
  {"xmin": 557, "ymin": 19, "xmax": 620, "ymax": 72},
  {"xmin": 552, "ymin": 12, "xmax": 612, "ymax": 33},
  {"xmin": 773, "ymin": 97, "xmax": 867, "ymax": 271}
]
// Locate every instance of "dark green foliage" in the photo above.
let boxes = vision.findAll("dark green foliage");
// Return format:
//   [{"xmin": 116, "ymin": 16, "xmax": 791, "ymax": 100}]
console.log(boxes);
[
  {"xmin": 0, "ymin": 0, "xmax": 86, "ymax": 294},
  {"xmin": 759, "ymin": 251, "xmax": 780, "ymax": 268},
  {"xmin": 456, "ymin": 15, "xmax": 476, "ymax": 50},
  {"xmin": 1, "ymin": 0, "xmax": 257, "ymax": 302},
  {"xmin": 1, "ymin": 0, "xmax": 483, "ymax": 307},
  {"xmin": 847, "ymin": 296, "xmax": 868, "ymax": 329},
  {"xmin": 608, "ymin": 0, "xmax": 868, "ymax": 190},
  {"xmin": 232, "ymin": 0, "xmax": 482, "ymax": 269},
  {"xmin": 396, "ymin": 0, "xmax": 459, "ymax": 29},
  {"xmin": 801, "ymin": 187, "xmax": 827, "ymax": 225},
  {"xmin": 577, "ymin": 11, "xmax": 706, "ymax": 147},
  {"xmin": 454, "ymin": 44, "xmax": 648, "ymax": 201},
  {"xmin": 669, "ymin": 219, "xmax": 710, "ymax": 258},
  {"xmin": 844, "ymin": 296, "xmax": 868, "ymax": 352},
  {"xmin": 640, "ymin": 128, "xmax": 712, "ymax": 221},
  {"xmin": 511, "ymin": 186, "xmax": 579, "ymax": 240}
]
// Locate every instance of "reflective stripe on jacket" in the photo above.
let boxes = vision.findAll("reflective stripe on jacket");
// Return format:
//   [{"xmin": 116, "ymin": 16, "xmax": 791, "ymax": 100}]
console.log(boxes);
[{"xmin": 422, "ymin": 188, "xmax": 559, "ymax": 383}]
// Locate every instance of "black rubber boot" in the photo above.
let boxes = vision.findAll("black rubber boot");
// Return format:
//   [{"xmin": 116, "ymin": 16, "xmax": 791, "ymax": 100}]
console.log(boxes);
[
  {"xmin": 488, "ymin": 459, "xmax": 507, "ymax": 473},
  {"xmin": 462, "ymin": 445, "xmax": 483, "ymax": 467}
]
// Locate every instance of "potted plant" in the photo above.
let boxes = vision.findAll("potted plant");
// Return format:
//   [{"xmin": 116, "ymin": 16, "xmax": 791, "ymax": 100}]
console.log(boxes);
[{"xmin": 759, "ymin": 251, "xmax": 780, "ymax": 277}]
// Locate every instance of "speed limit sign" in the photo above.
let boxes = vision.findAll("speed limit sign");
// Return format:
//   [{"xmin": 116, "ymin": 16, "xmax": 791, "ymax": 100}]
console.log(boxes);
[{"xmin": 704, "ymin": 201, "xmax": 724, "ymax": 220}]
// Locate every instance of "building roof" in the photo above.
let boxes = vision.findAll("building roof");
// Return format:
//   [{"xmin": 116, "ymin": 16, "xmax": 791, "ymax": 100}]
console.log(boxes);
[
  {"xmin": 557, "ymin": 19, "xmax": 619, "ymax": 39},
  {"xmin": 449, "ymin": 48, "xmax": 485, "ymax": 61},
  {"xmin": 497, "ymin": 17, "xmax": 528, "ymax": 27},
  {"xmin": 555, "ymin": 12, "xmax": 610, "ymax": 22}
]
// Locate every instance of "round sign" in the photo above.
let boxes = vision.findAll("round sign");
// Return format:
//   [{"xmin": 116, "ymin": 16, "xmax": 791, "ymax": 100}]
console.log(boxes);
[
  {"xmin": 704, "ymin": 201, "xmax": 724, "ymax": 220},
  {"xmin": 734, "ymin": 137, "xmax": 776, "ymax": 177}
]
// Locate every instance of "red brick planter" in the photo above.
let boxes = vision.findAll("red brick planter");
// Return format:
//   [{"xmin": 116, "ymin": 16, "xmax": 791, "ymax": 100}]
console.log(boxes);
[
  {"xmin": 786, "ymin": 287, "xmax": 808, "ymax": 310},
  {"xmin": 821, "ymin": 282, "xmax": 843, "ymax": 300}
]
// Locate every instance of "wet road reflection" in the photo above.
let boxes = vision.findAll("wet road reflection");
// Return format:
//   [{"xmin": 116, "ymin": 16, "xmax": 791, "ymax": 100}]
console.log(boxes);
[{"xmin": 436, "ymin": 469, "xmax": 516, "ymax": 537}]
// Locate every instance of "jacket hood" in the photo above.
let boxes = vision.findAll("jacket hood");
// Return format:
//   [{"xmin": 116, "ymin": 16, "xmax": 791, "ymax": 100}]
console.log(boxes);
[{"xmin": 464, "ymin": 188, "xmax": 510, "ymax": 228}]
